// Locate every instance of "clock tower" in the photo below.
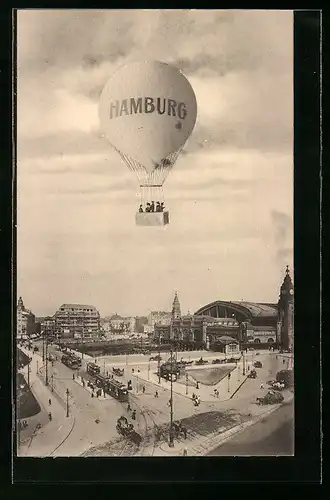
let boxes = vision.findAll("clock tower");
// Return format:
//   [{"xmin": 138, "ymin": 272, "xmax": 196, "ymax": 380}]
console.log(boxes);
[{"xmin": 277, "ymin": 265, "xmax": 294, "ymax": 351}]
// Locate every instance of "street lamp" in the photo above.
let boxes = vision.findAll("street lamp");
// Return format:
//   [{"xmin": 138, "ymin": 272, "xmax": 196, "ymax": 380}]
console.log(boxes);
[
  {"xmin": 51, "ymin": 374, "xmax": 54, "ymax": 392},
  {"xmin": 66, "ymin": 388, "xmax": 70, "ymax": 417},
  {"xmin": 45, "ymin": 337, "xmax": 49, "ymax": 386},
  {"xmin": 158, "ymin": 331, "xmax": 161, "ymax": 384},
  {"xmin": 168, "ymin": 346, "xmax": 174, "ymax": 448},
  {"xmin": 227, "ymin": 372, "xmax": 231, "ymax": 393},
  {"xmin": 148, "ymin": 361, "xmax": 150, "ymax": 380},
  {"xmin": 185, "ymin": 372, "xmax": 189, "ymax": 395},
  {"xmin": 242, "ymin": 350, "xmax": 245, "ymax": 376}
]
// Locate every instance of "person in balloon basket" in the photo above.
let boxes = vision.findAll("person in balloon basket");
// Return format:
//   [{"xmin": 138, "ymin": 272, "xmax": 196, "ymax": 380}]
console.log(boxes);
[
  {"xmin": 145, "ymin": 203, "xmax": 151, "ymax": 212},
  {"xmin": 150, "ymin": 201, "xmax": 155, "ymax": 212},
  {"xmin": 139, "ymin": 205, "xmax": 144, "ymax": 213},
  {"xmin": 156, "ymin": 202, "xmax": 161, "ymax": 212}
]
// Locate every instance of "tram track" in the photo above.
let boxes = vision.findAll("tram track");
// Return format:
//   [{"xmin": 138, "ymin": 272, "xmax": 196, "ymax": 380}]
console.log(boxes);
[{"xmin": 129, "ymin": 395, "xmax": 158, "ymax": 456}]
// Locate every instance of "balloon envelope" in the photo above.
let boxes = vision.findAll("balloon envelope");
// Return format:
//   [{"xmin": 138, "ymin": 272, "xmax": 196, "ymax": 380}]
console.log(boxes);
[{"xmin": 99, "ymin": 60, "xmax": 197, "ymax": 173}]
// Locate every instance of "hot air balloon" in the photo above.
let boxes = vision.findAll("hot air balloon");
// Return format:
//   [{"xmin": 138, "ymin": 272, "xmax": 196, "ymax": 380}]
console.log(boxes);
[{"xmin": 99, "ymin": 60, "xmax": 197, "ymax": 226}]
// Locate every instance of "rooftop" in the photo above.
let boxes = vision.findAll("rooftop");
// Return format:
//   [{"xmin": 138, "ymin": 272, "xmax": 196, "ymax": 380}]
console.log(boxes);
[{"xmin": 58, "ymin": 304, "xmax": 98, "ymax": 311}]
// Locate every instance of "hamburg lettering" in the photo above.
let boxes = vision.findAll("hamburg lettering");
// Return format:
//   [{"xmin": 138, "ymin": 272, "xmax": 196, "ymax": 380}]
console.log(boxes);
[{"xmin": 108, "ymin": 97, "xmax": 188, "ymax": 120}]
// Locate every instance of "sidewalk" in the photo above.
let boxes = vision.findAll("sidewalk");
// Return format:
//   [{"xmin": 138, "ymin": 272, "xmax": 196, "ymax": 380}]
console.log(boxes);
[{"xmin": 18, "ymin": 347, "xmax": 75, "ymax": 457}]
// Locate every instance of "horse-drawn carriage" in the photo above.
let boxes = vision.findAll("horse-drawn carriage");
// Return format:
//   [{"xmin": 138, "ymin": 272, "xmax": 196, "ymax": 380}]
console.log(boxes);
[
  {"xmin": 256, "ymin": 391, "xmax": 284, "ymax": 405},
  {"xmin": 112, "ymin": 367, "xmax": 124, "ymax": 377},
  {"xmin": 116, "ymin": 416, "xmax": 142, "ymax": 446},
  {"xmin": 248, "ymin": 369, "xmax": 257, "ymax": 379}
]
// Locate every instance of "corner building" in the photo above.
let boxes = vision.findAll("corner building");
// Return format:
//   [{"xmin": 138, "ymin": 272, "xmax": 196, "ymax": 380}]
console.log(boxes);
[{"xmin": 54, "ymin": 303, "xmax": 100, "ymax": 339}]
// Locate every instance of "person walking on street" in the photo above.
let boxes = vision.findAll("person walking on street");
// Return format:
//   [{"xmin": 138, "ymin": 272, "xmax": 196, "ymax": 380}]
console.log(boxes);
[
  {"xmin": 260, "ymin": 382, "xmax": 264, "ymax": 390},
  {"xmin": 48, "ymin": 398, "xmax": 51, "ymax": 406},
  {"xmin": 142, "ymin": 385, "xmax": 145, "ymax": 394},
  {"xmin": 128, "ymin": 403, "xmax": 131, "ymax": 412},
  {"xmin": 155, "ymin": 390, "xmax": 159, "ymax": 398},
  {"xmin": 183, "ymin": 448, "xmax": 188, "ymax": 456}
]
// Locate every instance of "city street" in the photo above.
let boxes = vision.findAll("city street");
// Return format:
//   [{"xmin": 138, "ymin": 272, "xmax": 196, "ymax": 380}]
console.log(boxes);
[{"xmin": 18, "ymin": 342, "xmax": 294, "ymax": 457}]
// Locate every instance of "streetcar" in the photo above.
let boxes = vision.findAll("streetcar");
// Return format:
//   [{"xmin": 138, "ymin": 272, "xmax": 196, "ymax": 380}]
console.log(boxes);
[
  {"xmin": 94, "ymin": 374, "xmax": 129, "ymax": 402},
  {"xmin": 61, "ymin": 353, "xmax": 81, "ymax": 370},
  {"xmin": 86, "ymin": 362, "xmax": 101, "ymax": 376}
]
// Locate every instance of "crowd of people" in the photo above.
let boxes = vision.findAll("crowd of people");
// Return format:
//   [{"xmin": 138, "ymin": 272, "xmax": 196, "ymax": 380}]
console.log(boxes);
[{"xmin": 139, "ymin": 201, "xmax": 165, "ymax": 213}]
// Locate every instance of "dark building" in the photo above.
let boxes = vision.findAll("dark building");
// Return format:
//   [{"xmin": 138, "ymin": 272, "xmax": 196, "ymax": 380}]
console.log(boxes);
[{"xmin": 277, "ymin": 265, "xmax": 294, "ymax": 351}]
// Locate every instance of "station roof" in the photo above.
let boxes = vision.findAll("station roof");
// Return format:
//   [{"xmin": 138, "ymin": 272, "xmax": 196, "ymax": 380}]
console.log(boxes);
[{"xmin": 195, "ymin": 301, "xmax": 277, "ymax": 319}]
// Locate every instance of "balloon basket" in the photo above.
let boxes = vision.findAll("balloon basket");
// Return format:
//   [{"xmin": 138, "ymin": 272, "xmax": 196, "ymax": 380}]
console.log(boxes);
[{"xmin": 135, "ymin": 211, "xmax": 169, "ymax": 227}]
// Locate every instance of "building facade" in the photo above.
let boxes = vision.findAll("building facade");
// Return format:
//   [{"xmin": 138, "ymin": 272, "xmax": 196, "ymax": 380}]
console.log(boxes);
[
  {"xmin": 154, "ymin": 293, "xmax": 242, "ymax": 350},
  {"xmin": 17, "ymin": 297, "xmax": 36, "ymax": 339},
  {"xmin": 154, "ymin": 268, "xmax": 290, "ymax": 351},
  {"xmin": 277, "ymin": 266, "xmax": 294, "ymax": 351},
  {"xmin": 147, "ymin": 311, "xmax": 172, "ymax": 328},
  {"xmin": 54, "ymin": 303, "xmax": 100, "ymax": 339},
  {"xmin": 41, "ymin": 316, "xmax": 56, "ymax": 338},
  {"xmin": 102, "ymin": 315, "xmax": 136, "ymax": 335}
]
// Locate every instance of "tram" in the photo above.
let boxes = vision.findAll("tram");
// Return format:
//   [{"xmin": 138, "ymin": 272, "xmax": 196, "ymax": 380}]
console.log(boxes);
[
  {"xmin": 93, "ymin": 373, "xmax": 129, "ymax": 402},
  {"xmin": 86, "ymin": 362, "xmax": 101, "ymax": 376},
  {"xmin": 61, "ymin": 353, "xmax": 81, "ymax": 369}
]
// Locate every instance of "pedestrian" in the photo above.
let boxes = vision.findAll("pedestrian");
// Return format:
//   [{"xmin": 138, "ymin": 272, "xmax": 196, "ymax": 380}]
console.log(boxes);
[
  {"xmin": 91, "ymin": 392, "xmax": 94, "ymax": 398},
  {"xmin": 182, "ymin": 426, "xmax": 187, "ymax": 439},
  {"xmin": 283, "ymin": 359, "xmax": 285, "ymax": 364},
  {"xmin": 48, "ymin": 398, "xmax": 51, "ymax": 406},
  {"xmin": 132, "ymin": 410, "xmax": 136, "ymax": 420},
  {"xmin": 216, "ymin": 390, "xmax": 219, "ymax": 398},
  {"xmin": 155, "ymin": 390, "xmax": 159, "ymax": 398},
  {"xmin": 128, "ymin": 403, "xmax": 131, "ymax": 412},
  {"xmin": 260, "ymin": 382, "xmax": 264, "ymax": 390},
  {"xmin": 196, "ymin": 382, "xmax": 199, "ymax": 390},
  {"xmin": 72, "ymin": 373, "xmax": 75, "ymax": 380},
  {"xmin": 132, "ymin": 368, "xmax": 134, "ymax": 373},
  {"xmin": 183, "ymin": 448, "xmax": 188, "ymax": 456}
]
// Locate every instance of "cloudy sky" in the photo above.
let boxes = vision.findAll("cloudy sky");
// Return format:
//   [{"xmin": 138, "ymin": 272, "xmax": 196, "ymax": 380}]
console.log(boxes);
[{"xmin": 17, "ymin": 9, "xmax": 293, "ymax": 318}]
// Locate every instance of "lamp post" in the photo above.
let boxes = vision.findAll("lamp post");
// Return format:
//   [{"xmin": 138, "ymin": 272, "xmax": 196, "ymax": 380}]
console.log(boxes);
[
  {"xmin": 66, "ymin": 389, "xmax": 70, "ymax": 417},
  {"xmin": 27, "ymin": 362, "xmax": 30, "ymax": 389},
  {"xmin": 169, "ymin": 345, "xmax": 174, "ymax": 448},
  {"xmin": 36, "ymin": 360, "xmax": 38, "ymax": 374},
  {"xmin": 158, "ymin": 331, "xmax": 161, "ymax": 384},
  {"xmin": 51, "ymin": 374, "xmax": 54, "ymax": 392},
  {"xmin": 45, "ymin": 337, "xmax": 49, "ymax": 386},
  {"xmin": 148, "ymin": 361, "xmax": 150, "ymax": 380},
  {"xmin": 42, "ymin": 332, "xmax": 45, "ymax": 362},
  {"xmin": 136, "ymin": 372, "xmax": 139, "ymax": 393},
  {"xmin": 227, "ymin": 372, "xmax": 231, "ymax": 393},
  {"xmin": 242, "ymin": 350, "xmax": 245, "ymax": 376},
  {"xmin": 185, "ymin": 372, "xmax": 189, "ymax": 395}
]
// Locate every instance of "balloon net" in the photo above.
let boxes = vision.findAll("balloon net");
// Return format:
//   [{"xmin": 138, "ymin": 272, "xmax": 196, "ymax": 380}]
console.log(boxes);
[
  {"xmin": 117, "ymin": 148, "xmax": 182, "ymax": 187},
  {"xmin": 117, "ymin": 148, "xmax": 182, "ymax": 211}
]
